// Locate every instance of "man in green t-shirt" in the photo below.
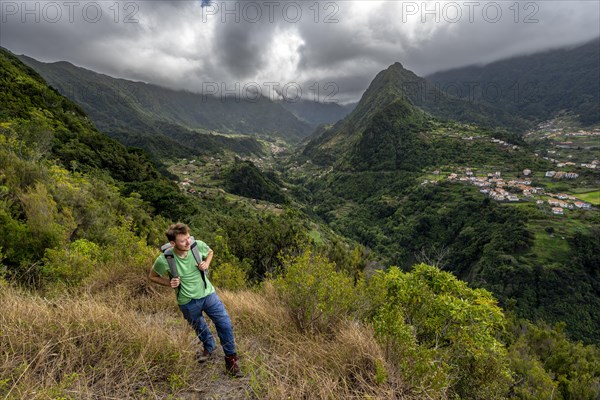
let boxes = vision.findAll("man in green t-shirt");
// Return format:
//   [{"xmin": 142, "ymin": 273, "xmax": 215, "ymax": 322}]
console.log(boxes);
[{"xmin": 149, "ymin": 222, "xmax": 241, "ymax": 377}]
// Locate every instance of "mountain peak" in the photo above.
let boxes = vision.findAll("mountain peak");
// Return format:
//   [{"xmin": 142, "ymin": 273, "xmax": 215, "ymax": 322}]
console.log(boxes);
[
  {"xmin": 363, "ymin": 62, "xmax": 422, "ymax": 100},
  {"xmin": 302, "ymin": 62, "xmax": 426, "ymax": 166},
  {"xmin": 302, "ymin": 58, "xmax": 530, "ymax": 165}
]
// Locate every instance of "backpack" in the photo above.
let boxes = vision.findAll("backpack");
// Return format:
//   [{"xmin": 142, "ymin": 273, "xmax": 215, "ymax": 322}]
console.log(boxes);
[{"xmin": 160, "ymin": 236, "xmax": 208, "ymax": 289}]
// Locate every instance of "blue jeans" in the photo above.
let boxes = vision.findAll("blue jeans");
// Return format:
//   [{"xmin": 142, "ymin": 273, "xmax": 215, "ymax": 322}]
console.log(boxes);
[{"xmin": 179, "ymin": 292, "xmax": 237, "ymax": 356}]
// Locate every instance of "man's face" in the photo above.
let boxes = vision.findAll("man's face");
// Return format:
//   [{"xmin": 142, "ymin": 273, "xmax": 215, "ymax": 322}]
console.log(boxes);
[{"xmin": 172, "ymin": 233, "xmax": 191, "ymax": 251}]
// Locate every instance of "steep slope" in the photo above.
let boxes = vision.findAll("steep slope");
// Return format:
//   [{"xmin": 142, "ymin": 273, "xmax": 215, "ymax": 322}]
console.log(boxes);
[
  {"xmin": 303, "ymin": 62, "xmax": 528, "ymax": 166},
  {"xmin": 427, "ymin": 38, "xmax": 600, "ymax": 125},
  {"xmin": 0, "ymin": 48, "xmax": 159, "ymax": 183},
  {"xmin": 0, "ymin": 46, "xmax": 172, "ymax": 287},
  {"xmin": 17, "ymin": 55, "xmax": 313, "ymax": 149}
]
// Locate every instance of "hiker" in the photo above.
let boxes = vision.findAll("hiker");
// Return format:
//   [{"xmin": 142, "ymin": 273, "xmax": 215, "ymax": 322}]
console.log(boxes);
[{"xmin": 149, "ymin": 222, "xmax": 242, "ymax": 377}]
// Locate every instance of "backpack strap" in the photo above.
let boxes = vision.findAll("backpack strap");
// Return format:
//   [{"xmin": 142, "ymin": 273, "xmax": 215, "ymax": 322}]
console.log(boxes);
[
  {"xmin": 190, "ymin": 237, "xmax": 208, "ymax": 289},
  {"xmin": 161, "ymin": 246, "xmax": 180, "ymax": 298},
  {"xmin": 163, "ymin": 247, "xmax": 179, "ymax": 279}
]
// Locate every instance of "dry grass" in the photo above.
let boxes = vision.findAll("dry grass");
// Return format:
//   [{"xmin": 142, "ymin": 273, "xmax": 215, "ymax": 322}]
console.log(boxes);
[
  {"xmin": 0, "ymin": 285, "xmax": 197, "ymax": 399},
  {"xmin": 221, "ymin": 283, "xmax": 409, "ymax": 399},
  {"xmin": 2, "ymin": 270, "xmax": 409, "ymax": 399}
]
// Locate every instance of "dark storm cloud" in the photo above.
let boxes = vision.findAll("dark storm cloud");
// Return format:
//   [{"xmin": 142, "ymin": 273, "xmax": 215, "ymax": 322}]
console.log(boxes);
[
  {"xmin": 294, "ymin": 1, "xmax": 600, "ymax": 76},
  {"xmin": 211, "ymin": 15, "xmax": 273, "ymax": 79},
  {"xmin": 1, "ymin": 0, "xmax": 598, "ymax": 102},
  {"xmin": 400, "ymin": 1, "xmax": 600, "ymax": 75}
]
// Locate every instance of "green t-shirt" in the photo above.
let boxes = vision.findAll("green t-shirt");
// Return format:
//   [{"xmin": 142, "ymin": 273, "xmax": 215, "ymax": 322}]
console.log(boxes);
[{"xmin": 153, "ymin": 240, "xmax": 215, "ymax": 305}]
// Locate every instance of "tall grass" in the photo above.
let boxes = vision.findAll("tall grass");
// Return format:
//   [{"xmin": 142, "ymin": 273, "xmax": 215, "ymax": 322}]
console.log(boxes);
[
  {"xmin": 2, "ymin": 265, "xmax": 405, "ymax": 399},
  {"xmin": 221, "ymin": 284, "xmax": 408, "ymax": 399},
  {"xmin": 0, "ymin": 286, "xmax": 195, "ymax": 399}
]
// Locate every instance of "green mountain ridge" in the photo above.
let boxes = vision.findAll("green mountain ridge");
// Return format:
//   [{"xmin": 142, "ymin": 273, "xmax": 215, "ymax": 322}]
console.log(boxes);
[
  {"xmin": 17, "ymin": 55, "xmax": 313, "ymax": 138},
  {"xmin": 16, "ymin": 54, "xmax": 313, "ymax": 160},
  {"xmin": 0, "ymin": 48, "xmax": 159, "ymax": 183},
  {"xmin": 303, "ymin": 62, "xmax": 530, "ymax": 166},
  {"xmin": 427, "ymin": 37, "xmax": 600, "ymax": 126}
]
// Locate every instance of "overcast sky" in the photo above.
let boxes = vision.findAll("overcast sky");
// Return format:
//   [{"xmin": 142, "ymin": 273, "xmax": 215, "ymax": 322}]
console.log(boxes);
[{"xmin": 1, "ymin": 0, "xmax": 599, "ymax": 103}]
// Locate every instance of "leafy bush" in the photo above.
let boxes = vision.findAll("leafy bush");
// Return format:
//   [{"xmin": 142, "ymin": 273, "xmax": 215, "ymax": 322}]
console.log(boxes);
[
  {"xmin": 273, "ymin": 250, "xmax": 358, "ymax": 334},
  {"xmin": 99, "ymin": 223, "xmax": 157, "ymax": 270},
  {"xmin": 219, "ymin": 209, "xmax": 310, "ymax": 281},
  {"xmin": 508, "ymin": 319, "xmax": 600, "ymax": 400},
  {"xmin": 20, "ymin": 182, "xmax": 72, "ymax": 251},
  {"xmin": 42, "ymin": 239, "xmax": 101, "ymax": 285},
  {"xmin": 369, "ymin": 264, "xmax": 513, "ymax": 399},
  {"xmin": 507, "ymin": 334, "xmax": 559, "ymax": 399},
  {"xmin": 210, "ymin": 262, "xmax": 248, "ymax": 291}
]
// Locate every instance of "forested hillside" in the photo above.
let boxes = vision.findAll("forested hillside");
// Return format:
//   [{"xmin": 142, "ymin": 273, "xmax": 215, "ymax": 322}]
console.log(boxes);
[
  {"xmin": 427, "ymin": 38, "xmax": 600, "ymax": 126},
  {"xmin": 297, "ymin": 59, "xmax": 600, "ymax": 344},
  {"xmin": 17, "ymin": 54, "xmax": 310, "ymax": 161}
]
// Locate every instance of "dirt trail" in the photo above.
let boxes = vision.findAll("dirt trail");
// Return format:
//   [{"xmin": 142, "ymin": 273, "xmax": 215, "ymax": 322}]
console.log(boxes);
[{"xmin": 178, "ymin": 349, "xmax": 254, "ymax": 400}]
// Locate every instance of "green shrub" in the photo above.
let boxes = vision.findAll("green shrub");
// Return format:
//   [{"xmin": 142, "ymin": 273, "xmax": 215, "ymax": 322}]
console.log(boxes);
[
  {"xmin": 507, "ymin": 336, "xmax": 558, "ymax": 399},
  {"xmin": 273, "ymin": 250, "xmax": 358, "ymax": 334},
  {"xmin": 20, "ymin": 182, "xmax": 71, "ymax": 254},
  {"xmin": 100, "ymin": 223, "xmax": 156, "ymax": 268},
  {"xmin": 43, "ymin": 239, "xmax": 101, "ymax": 285},
  {"xmin": 210, "ymin": 262, "xmax": 248, "ymax": 291},
  {"xmin": 369, "ymin": 264, "xmax": 513, "ymax": 399},
  {"xmin": 508, "ymin": 319, "xmax": 600, "ymax": 400}
]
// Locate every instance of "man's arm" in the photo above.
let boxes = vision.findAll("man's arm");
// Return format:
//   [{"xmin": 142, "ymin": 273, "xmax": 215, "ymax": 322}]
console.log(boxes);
[
  {"xmin": 149, "ymin": 268, "xmax": 180, "ymax": 288},
  {"xmin": 198, "ymin": 249, "xmax": 213, "ymax": 271}
]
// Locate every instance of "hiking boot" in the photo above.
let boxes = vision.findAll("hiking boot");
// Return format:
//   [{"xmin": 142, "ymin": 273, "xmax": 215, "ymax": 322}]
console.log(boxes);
[
  {"xmin": 196, "ymin": 348, "xmax": 213, "ymax": 364},
  {"xmin": 224, "ymin": 353, "xmax": 243, "ymax": 377}
]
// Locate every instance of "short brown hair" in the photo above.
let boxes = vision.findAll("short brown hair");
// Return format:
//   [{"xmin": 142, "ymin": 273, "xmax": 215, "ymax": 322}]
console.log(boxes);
[{"xmin": 166, "ymin": 223, "xmax": 190, "ymax": 242}]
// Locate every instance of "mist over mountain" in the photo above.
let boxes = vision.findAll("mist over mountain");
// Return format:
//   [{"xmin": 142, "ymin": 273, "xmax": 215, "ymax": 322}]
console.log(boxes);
[
  {"xmin": 16, "ymin": 55, "xmax": 316, "ymax": 160},
  {"xmin": 280, "ymin": 100, "xmax": 356, "ymax": 129},
  {"xmin": 427, "ymin": 38, "xmax": 600, "ymax": 126}
]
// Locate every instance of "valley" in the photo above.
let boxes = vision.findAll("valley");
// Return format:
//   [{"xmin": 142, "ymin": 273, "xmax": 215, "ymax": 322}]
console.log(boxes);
[{"xmin": 1, "ymin": 40, "xmax": 599, "ymax": 399}]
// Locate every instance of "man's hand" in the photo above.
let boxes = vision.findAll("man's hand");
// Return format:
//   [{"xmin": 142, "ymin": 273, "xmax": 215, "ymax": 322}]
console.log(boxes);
[
  {"xmin": 149, "ymin": 268, "xmax": 177, "ymax": 288},
  {"xmin": 198, "ymin": 261, "xmax": 210, "ymax": 271}
]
